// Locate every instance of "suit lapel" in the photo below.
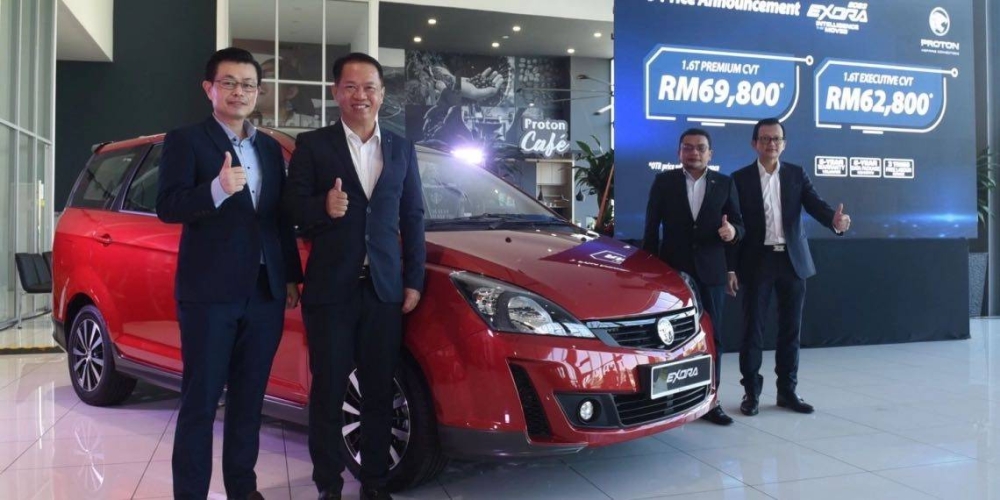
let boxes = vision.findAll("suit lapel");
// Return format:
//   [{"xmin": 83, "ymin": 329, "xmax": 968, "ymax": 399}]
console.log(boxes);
[
  {"xmin": 203, "ymin": 118, "xmax": 254, "ymax": 212},
  {"xmin": 255, "ymin": 135, "xmax": 279, "ymax": 214},
  {"xmin": 671, "ymin": 170, "xmax": 694, "ymax": 224},
  {"xmin": 743, "ymin": 162, "xmax": 766, "ymax": 232},
  {"xmin": 372, "ymin": 131, "xmax": 394, "ymax": 197},
  {"xmin": 329, "ymin": 121, "xmax": 366, "ymax": 197},
  {"xmin": 695, "ymin": 170, "xmax": 720, "ymax": 225},
  {"xmin": 779, "ymin": 164, "xmax": 795, "ymax": 230}
]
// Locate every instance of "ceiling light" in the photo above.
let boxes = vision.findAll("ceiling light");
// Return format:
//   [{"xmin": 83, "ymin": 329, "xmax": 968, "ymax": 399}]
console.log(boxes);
[
  {"xmin": 512, "ymin": 25, "xmax": 521, "ymax": 32},
  {"xmin": 413, "ymin": 36, "xmax": 422, "ymax": 43},
  {"xmin": 502, "ymin": 35, "xmax": 509, "ymax": 39},
  {"xmin": 492, "ymin": 42, "xmax": 500, "ymax": 48},
  {"xmin": 567, "ymin": 48, "xmax": 576, "ymax": 54},
  {"xmin": 594, "ymin": 32, "xmax": 602, "ymax": 37},
  {"xmin": 428, "ymin": 18, "xmax": 437, "ymax": 25}
]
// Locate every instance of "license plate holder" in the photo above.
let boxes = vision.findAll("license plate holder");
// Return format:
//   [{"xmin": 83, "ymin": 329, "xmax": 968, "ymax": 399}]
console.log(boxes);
[{"xmin": 644, "ymin": 355, "xmax": 713, "ymax": 400}]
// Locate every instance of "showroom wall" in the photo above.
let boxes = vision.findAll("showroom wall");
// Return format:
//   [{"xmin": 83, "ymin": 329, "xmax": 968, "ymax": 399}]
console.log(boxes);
[{"xmin": 55, "ymin": 0, "xmax": 217, "ymax": 211}]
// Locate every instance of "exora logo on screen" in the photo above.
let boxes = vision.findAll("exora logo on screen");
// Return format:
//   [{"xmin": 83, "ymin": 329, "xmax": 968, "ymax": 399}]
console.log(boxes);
[{"xmin": 807, "ymin": 2, "xmax": 869, "ymax": 35}]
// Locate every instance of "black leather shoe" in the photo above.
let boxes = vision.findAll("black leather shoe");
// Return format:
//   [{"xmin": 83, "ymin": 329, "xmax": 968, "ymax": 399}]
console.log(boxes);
[
  {"xmin": 317, "ymin": 490, "xmax": 342, "ymax": 500},
  {"xmin": 777, "ymin": 393, "xmax": 815, "ymax": 414},
  {"xmin": 700, "ymin": 405, "xmax": 734, "ymax": 425},
  {"xmin": 360, "ymin": 484, "xmax": 393, "ymax": 500},
  {"xmin": 740, "ymin": 395, "xmax": 759, "ymax": 416}
]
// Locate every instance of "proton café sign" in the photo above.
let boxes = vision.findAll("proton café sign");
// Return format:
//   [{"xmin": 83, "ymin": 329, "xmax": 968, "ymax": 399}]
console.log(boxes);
[{"xmin": 520, "ymin": 117, "xmax": 571, "ymax": 158}]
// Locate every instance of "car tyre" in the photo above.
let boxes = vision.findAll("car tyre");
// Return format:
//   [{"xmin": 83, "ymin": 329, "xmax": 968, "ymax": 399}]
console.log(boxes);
[
  {"xmin": 66, "ymin": 305, "xmax": 137, "ymax": 406},
  {"xmin": 339, "ymin": 354, "xmax": 448, "ymax": 491}
]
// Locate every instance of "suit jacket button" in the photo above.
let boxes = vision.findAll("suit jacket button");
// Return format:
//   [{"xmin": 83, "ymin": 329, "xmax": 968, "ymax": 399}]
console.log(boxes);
[
  {"xmin": 366, "ymin": 207, "xmax": 371, "ymax": 214},
  {"xmin": 693, "ymin": 224, "xmax": 698, "ymax": 230},
  {"xmin": 365, "ymin": 235, "xmax": 370, "ymax": 241}
]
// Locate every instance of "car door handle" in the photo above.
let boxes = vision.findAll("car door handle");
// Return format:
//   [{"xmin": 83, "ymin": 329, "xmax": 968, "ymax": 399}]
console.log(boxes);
[{"xmin": 96, "ymin": 234, "xmax": 113, "ymax": 246}]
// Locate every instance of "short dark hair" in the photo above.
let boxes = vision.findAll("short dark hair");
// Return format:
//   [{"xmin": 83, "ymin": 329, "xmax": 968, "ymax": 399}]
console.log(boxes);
[
  {"xmin": 679, "ymin": 128, "xmax": 712, "ymax": 150},
  {"xmin": 332, "ymin": 52, "xmax": 384, "ymax": 84},
  {"xmin": 752, "ymin": 118, "xmax": 785, "ymax": 141},
  {"xmin": 205, "ymin": 47, "xmax": 263, "ymax": 84}
]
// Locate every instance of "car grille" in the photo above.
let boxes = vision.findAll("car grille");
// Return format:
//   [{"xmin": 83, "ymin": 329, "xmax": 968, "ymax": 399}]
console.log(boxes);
[
  {"xmin": 509, "ymin": 363, "xmax": 552, "ymax": 438},
  {"xmin": 587, "ymin": 308, "xmax": 699, "ymax": 350},
  {"xmin": 613, "ymin": 386, "xmax": 709, "ymax": 426}
]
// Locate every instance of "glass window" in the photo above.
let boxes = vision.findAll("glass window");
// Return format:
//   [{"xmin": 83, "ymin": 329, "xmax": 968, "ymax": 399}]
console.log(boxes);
[
  {"xmin": 69, "ymin": 147, "xmax": 144, "ymax": 210},
  {"xmin": 123, "ymin": 145, "xmax": 163, "ymax": 214},
  {"xmin": 230, "ymin": 0, "xmax": 370, "ymax": 130},
  {"xmin": 18, "ymin": 0, "xmax": 36, "ymax": 131},
  {"xmin": 0, "ymin": 0, "xmax": 18, "ymax": 122}
]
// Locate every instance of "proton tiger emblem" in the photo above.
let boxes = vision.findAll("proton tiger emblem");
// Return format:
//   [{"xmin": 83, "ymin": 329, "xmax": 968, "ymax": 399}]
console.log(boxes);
[{"xmin": 657, "ymin": 317, "xmax": 675, "ymax": 345}]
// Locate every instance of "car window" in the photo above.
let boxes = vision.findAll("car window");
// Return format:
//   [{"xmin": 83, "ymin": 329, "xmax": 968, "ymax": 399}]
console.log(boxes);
[
  {"xmin": 122, "ymin": 144, "xmax": 163, "ymax": 214},
  {"xmin": 69, "ymin": 146, "xmax": 144, "ymax": 210},
  {"xmin": 418, "ymin": 151, "xmax": 553, "ymax": 221}
]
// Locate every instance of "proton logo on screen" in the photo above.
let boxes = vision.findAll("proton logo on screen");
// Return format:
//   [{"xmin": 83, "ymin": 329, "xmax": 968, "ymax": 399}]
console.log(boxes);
[{"xmin": 929, "ymin": 7, "xmax": 950, "ymax": 36}]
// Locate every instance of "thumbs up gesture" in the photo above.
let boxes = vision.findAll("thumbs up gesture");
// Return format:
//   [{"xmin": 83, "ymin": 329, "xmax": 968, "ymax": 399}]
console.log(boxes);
[
  {"xmin": 833, "ymin": 203, "xmax": 851, "ymax": 233},
  {"xmin": 718, "ymin": 214, "xmax": 736, "ymax": 242},
  {"xmin": 326, "ymin": 178, "xmax": 349, "ymax": 218},
  {"xmin": 218, "ymin": 152, "xmax": 247, "ymax": 195}
]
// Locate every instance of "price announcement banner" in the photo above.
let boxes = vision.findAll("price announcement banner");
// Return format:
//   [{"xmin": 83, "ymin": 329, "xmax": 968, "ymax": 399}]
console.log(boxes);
[{"xmin": 615, "ymin": 0, "xmax": 976, "ymax": 239}]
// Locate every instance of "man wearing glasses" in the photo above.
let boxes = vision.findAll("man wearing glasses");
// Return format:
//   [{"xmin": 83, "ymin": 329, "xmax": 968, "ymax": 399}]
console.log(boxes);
[
  {"xmin": 284, "ymin": 53, "xmax": 425, "ymax": 500},
  {"xmin": 643, "ymin": 128, "xmax": 744, "ymax": 426},
  {"xmin": 731, "ymin": 118, "xmax": 851, "ymax": 417},
  {"xmin": 157, "ymin": 47, "xmax": 303, "ymax": 499}
]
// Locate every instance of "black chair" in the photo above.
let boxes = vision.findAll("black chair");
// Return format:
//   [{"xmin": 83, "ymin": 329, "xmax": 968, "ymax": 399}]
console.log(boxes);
[
  {"xmin": 42, "ymin": 251, "xmax": 53, "ymax": 274},
  {"xmin": 14, "ymin": 252, "xmax": 52, "ymax": 294}
]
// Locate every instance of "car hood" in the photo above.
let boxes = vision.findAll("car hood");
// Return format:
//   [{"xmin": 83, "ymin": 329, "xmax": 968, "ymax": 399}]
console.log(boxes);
[{"xmin": 426, "ymin": 229, "xmax": 695, "ymax": 320}]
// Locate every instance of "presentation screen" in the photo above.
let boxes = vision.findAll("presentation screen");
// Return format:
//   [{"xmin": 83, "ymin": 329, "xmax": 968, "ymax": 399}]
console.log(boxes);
[{"xmin": 614, "ymin": 0, "xmax": 976, "ymax": 239}]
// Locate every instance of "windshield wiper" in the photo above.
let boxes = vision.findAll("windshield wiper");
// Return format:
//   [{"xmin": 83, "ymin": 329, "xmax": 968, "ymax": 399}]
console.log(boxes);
[{"xmin": 425, "ymin": 213, "xmax": 567, "ymax": 230}]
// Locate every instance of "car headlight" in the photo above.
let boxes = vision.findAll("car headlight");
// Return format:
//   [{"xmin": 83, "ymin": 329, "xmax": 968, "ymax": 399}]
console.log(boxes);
[
  {"xmin": 451, "ymin": 272, "xmax": 596, "ymax": 338},
  {"xmin": 678, "ymin": 271, "xmax": 704, "ymax": 317}
]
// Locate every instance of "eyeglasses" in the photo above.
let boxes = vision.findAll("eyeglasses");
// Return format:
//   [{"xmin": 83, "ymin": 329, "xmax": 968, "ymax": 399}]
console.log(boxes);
[
  {"xmin": 756, "ymin": 136, "xmax": 785, "ymax": 144},
  {"xmin": 214, "ymin": 79, "xmax": 259, "ymax": 93},
  {"xmin": 680, "ymin": 144, "xmax": 710, "ymax": 153},
  {"xmin": 338, "ymin": 84, "xmax": 382, "ymax": 96}
]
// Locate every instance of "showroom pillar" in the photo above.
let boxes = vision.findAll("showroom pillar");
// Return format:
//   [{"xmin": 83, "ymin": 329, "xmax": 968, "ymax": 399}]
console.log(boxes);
[{"xmin": 989, "ymin": 0, "xmax": 1000, "ymax": 315}]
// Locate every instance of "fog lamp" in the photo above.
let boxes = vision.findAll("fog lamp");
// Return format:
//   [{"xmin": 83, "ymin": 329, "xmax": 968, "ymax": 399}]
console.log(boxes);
[{"xmin": 578, "ymin": 400, "xmax": 596, "ymax": 422}]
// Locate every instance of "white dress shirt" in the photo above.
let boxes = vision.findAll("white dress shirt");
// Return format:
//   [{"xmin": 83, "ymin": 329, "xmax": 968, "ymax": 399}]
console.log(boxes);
[
  {"xmin": 343, "ymin": 120, "xmax": 383, "ymax": 200},
  {"xmin": 758, "ymin": 161, "xmax": 786, "ymax": 245},
  {"xmin": 683, "ymin": 168, "xmax": 707, "ymax": 220}
]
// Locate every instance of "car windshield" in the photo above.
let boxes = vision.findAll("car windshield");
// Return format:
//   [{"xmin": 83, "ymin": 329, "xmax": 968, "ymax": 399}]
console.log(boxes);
[
  {"xmin": 416, "ymin": 149, "xmax": 570, "ymax": 231},
  {"xmin": 270, "ymin": 127, "xmax": 571, "ymax": 232}
]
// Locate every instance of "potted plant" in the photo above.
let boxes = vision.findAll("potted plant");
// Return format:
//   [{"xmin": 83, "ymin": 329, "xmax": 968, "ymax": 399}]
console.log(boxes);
[{"xmin": 573, "ymin": 136, "xmax": 615, "ymax": 235}]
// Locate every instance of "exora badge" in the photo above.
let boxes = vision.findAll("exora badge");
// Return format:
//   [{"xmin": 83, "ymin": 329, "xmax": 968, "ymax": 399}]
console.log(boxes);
[{"xmin": 657, "ymin": 317, "xmax": 675, "ymax": 345}]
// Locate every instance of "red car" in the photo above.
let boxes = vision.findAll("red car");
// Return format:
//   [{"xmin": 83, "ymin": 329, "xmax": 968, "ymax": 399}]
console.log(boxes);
[{"xmin": 52, "ymin": 129, "xmax": 717, "ymax": 490}]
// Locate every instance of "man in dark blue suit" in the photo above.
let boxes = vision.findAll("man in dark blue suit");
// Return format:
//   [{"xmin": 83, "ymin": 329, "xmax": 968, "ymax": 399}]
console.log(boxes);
[
  {"xmin": 284, "ymin": 53, "xmax": 426, "ymax": 500},
  {"xmin": 156, "ymin": 47, "xmax": 303, "ymax": 500},
  {"xmin": 731, "ymin": 118, "xmax": 851, "ymax": 416},
  {"xmin": 643, "ymin": 128, "xmax": 745, "ymax": 426}
]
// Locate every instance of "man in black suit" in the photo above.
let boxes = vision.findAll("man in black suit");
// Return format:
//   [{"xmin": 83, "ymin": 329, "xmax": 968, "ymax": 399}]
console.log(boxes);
[
  {"xmin": 643, "ymin": 128, "xmax": 745, "ymax": 426},
  {"xmin": 731, "ymin": 118, "xmax": 851, "ymax": 416},
  {"xmin": 156, "ymin": 47, "xmax": 303, "ymax": 500},
  {"xmin": 284, "ymin": 53, "xmax": 426, "ymax": 500}
]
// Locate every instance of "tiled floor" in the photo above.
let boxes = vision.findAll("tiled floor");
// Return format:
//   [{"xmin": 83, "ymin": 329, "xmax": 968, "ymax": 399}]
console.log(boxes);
[{"xmin": 2, "ymin": 318, "xmax": 1000, "ymax": 499}]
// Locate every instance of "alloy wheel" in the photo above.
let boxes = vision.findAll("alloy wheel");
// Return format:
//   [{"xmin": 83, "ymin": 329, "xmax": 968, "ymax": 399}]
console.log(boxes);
[{"xmin": 341, "ymin": 369, "xmax": 411, "ymax": 469}]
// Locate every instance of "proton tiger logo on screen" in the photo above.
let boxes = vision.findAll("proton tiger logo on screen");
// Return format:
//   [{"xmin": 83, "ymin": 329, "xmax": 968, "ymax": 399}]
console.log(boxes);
[{"xmin": 930, "ymin": 7, "xmax": 950, "ymax": 36}]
